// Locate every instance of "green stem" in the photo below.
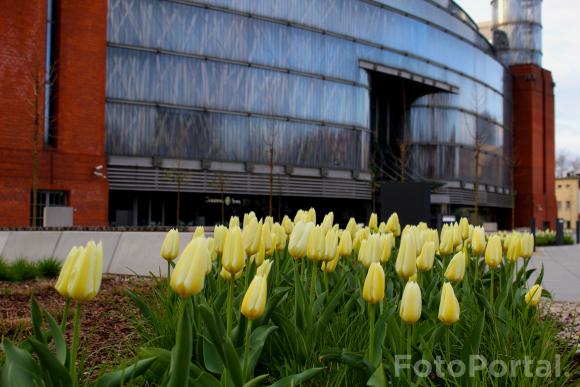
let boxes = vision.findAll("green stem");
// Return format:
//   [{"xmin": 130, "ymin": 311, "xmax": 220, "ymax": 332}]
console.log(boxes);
[
  {"xmin": 60, "ymin": 298, "xmax": 70, "ymax": 332},
  {"xmin": 167, "ymin": 260, "xmax": 172, "ymax": 300},
  {"xmin": 70, "ymin": 302, "xmax": 82, "ymax": 387},
  {"xmin": 323, "ymin": 271, "xmax": 329, "ymax": 293},
  {"xmin": 309, "ymin": 261, "xmax": 318, "ymax": 306},
  {"xmin": 293, "ymin": 260, "xmax": 299, "ymax": 326},
  {"xmin": 445, "ymin": 326, "xmax": 451, "ymax": 364},
  {"xmin": 474, "ymin": 254, "xmax": 479, "ymax": 283},
  {"xmin": 407, "ymin": 324, "xmax": 412, "ymax": 381},
  {"xmin": 490, "ymin": 269, "xmax": 495, "ymax": 306},
  {"xmin": 226, "ymin": 280, "xmax": 234, "ymax": 337},
  {"xmin": 368, "ymin": 304, "xmax": 375, "ymax": 365},
  {"xmin": 242, "ymin": 320, "xmax": 253, "ymax": 382}
]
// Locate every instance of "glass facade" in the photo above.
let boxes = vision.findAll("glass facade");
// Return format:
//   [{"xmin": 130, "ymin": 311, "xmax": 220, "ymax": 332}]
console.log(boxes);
[{"xmin": 105, "ymin": 0, "xmax": 512, "ymax": 197}]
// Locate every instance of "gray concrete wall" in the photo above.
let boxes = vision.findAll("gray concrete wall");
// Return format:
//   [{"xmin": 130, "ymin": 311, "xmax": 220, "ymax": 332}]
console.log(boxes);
[{"xmin": 0, "ymin": 230, "xmax": 203, "ymax": 276}]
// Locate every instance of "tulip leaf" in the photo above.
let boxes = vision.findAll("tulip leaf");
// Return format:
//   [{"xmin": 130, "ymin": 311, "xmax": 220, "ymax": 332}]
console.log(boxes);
[
  {"xmin": 534, "ymin": 264, "xmax": 544, "ymax": 286},
  {"xmin": 30, "ymin": 296, "xmax": 45, "ymax": 344},
  {"xmin": 127, "ymin": 289, "xmax": 155, "ymax": 328},
  {"xmin": 243, "ymin": 374, "xmax": 269, "ymax": 387},
  {"xmin": 271, "ymin": 311, "xmax": 307, "ymax": 363},
  {"xmin": 202, "ymin": 332, "xmax": 224, "ymax": 374},
  {"xmin": 94, "ymin": 357, "xmax": 156, "ymax": 387},
  {"xmin": 372, "ymin": 303, "xmax": 395, "ymax": 367},
  {"xmin": 28, "ymin": 337, "xmax": 71, "ymax": 386},
  {"xmin": 319, "ymin": 349, "xmax": 373, "ymax": 376},
  {"xmin": 188, "ymin": 362, "xmax": 223, "ymax": 387},
  {"xmin": 0, "ymin": 339, "xmax": 43, "ymax": 387},
  {"xmin": 199, "ymin": 305, "xmax": 226, "ymax": 360},
  {"xmin": 45, "ymin": 310, "xmax": 67, "ymax": 365},
  {"xmin": 247, "ymin": 325, "xmax": 278, "ymax": 377},
  {"xmin": 314, "ymin": 273, "xmax": 348, "ymax": 335},
  {"xmin": 266, "ymin": 367, "xmax": 324, "ymax": 387},
  {"xmin": 167, "ymin": 305, "xmax": 192, "ymax": 387},
  {"xmin": 222, "ymin": 334, "xmax": 244, "ymax": 387},
  {"xmin": 366, "ymin": 365, "xmax": 386, "ymax": 387}
]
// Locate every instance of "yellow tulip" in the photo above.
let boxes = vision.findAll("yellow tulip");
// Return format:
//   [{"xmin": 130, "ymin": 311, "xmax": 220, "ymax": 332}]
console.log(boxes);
[
  {"xmin": 322, "ymin": 249, "xmax": 340, "ymax": 273},
  {"xmin": 395, "ymin": 233, "xmax": 416, "ymax": 279},
  {"xmin": 160, "ymin": 228, "xmax": 179, "ymax": 261},
  {"xmin": 253, "ymin": 236, "xmax": 266, "ymax": 267},
  {"xmin": 506, "ymin": 233, "xmax": 522, "ymax": 262},
  {"xmin": 459, "ymin": 217, "xmax": 469, "ymax": 240},
  {"xmin": 261, "ymin": 223, "xmax": 276, "ymax": 256},
  {"xmin": 294, "ymin": 209, "xmax": 307, "ymax": 224},
  {"xmin": 307, "ymin": 225, "xmax": 325, "ymax": 261},
  {"xmin": 524, "ymin": 284, "xmax": 542, "ymax": 306},
  {"xmin": 445, "ymin": 251, "xmax": 466, "ymax": 282},
  {"xmin": 378, "ymin": 221, "xmax": 388, "ymax": 234},
  {"xmin": 288, "ymin": 221, "xmax": 314, "ymax": 259},
  {"xmin": 399, "ymin": 280, "xmax": 422, "ymax": 324},
  {"xmin": 222, "ymin": 226, "xmax": 245, "ymax": 275},
  {"xmin": 171, "ymin": 238, "xmax": 209, "ymax": 297},
  {"xmin": 207, "ymin": 237, "xmax": 217, "ymax": 264},
  {"xmin": 55, "ymin": 246, "xmax": 83, "ymax": 298},
  {"xmin": 367, "ymin": 234, "xmax": 382, "ymax": 264},
  {"xmin": 471, "ymin": 226, "xmax": 486, "ymax": 256},
  {"xmin": 362, "ymin": 262, "xmax": 385, "ymax": 304},
  {"xmin": 229, "ymin": 216, "xmax": 240, "ymax": 229},
  {"xmin": 417, "ymin": 222, "xmax": 428, "ymax": 231},
  {"xmin": 243, "ymin": 211, "xmax": 257, "ymax": 228},
  {"xmin": 243, "ymin": 218, "xmax": 262, "ymax": 256},
  {"xmin": 452, "ymin": 223, "xmax": 462, "ymax": 248},
  {"xmin": 338, "ymin": 229, "xmax": 353, "ymax": 257},
  {"xmin": 213, "ymin": 225, "xmax": 228, "ymax": 254},
  {"xmin": 256, "ymin": 259, "xmax": 273, "ymax": 278},
  {"xmin": 484, "ymin": 235, "xmax": 502, "ymax": 269},
  {"xmin": 241, "ymin": 274, "xmax": 268, "ymax": 320},
  {"xmin": 321, "ymin": 212, "xmax": 334, "ymax": 234},
  {"xmin": 264, "ymin": 216, "xmax": 274, "ymax": 230},
  {"xmin": 345, "ymin": 217, "xmax": 357, "ymax": 239},
  {"xmin": 379, "ymin": 233, "xmax": 393, "ymax": 263},
  {"xmin": 386, "ymin": 212, "xmax": 401, "ymax": 236},
  {"xmin": 282, "ymin": 215, "xmax": 294, "ymax": 235},
  {"xmin": 438, "ymin": 282, "xmax": 460, "ymax": 325},
  {"xmin": 306, "ymin": 207, "xmax": 317, "ymax": 223},
  {"xmin": 61, "ymin": 241, "xmax": 103, "ymax": 302},
  {"xmin": 323, "ymin": 228, "xmax": 339, "ymax": 261},
  {"xmin": 369, "ymin": 212, "xmax": 378, "ymax": 232},
  {"xmin": 439, "ymin": 224, "xmax": 453, "ymax": 255},
  {"xmin": 424, "ymin": 228, "xmax": 439, "ymax": 250},
  {"xmin": 192, "ymin": 226, "xmax": 205, "ymax": 240},
  {"xmin": 220, "ymin": 267, "xmax": 243, "ymax": 281},
  {"xmin": 272, "ymin": 223, "xmax": 287, "ymax": 251},
  {"xmin": 358, "ymin": 239, "xmax": 370, "ymax": 267},
  {"xmin": 521, "ymin": 232, "xmax": 534, "ymax": 259},
  {"xmin": 417, "ymin": 241, "xmax": 435, "ymax": 272}
]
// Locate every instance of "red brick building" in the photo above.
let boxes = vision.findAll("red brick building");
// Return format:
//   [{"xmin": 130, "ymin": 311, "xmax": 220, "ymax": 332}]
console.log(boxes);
[
  {"xmin": 0, "ymin": 1, "xmax": 108, "ymax": 226},
  {"xmin": 0, "ymin": 0, "xmax": 557, "ymax": 228}
]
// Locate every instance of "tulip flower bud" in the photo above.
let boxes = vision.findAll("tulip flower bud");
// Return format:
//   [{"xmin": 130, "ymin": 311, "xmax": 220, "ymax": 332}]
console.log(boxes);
[
  {"xmin": 294, "ymin": 209, "xmax": 306, "ymax": 224},
  {"xmin": 366, "ymin": 234, "xmax": 382, "ymax": 265},
  {"xmin": 222, "ymin": 226, "xmax": 245, "ymax": 275},
  {"xmin": 192, "ymin": 226, "xmax": 205, "ymax": 240},
  {"xmin": 160, "ymin": 228, "xmax": 179, "ymax": 261},
  {"xmin": 468, "ymin": 225, "xmax": 474, "ymax": 243},
  {"xmin": 459, "ymin": 217, "xmax": 469, "ymax": 240},
  {"xmin": 417, "ymin": 222, "xmax": 428, "ymax": 231},
  {"xmin": 524, "ymin": 284, "xmax": 542, "ymax": 306},
  {"xmin": 241, "ymin": 274, "xmax": 268, "ymax": 320},
  {"xmin": 439, "ymin": 224, "xmax": 453, "ymax": 255},
  {"xmin": 261, "ymin": 223, "xmax": 276, "ymax": 256},
  {"xmin": 386, "ymin": 212, "xmax": 401, "ymax": 236},
  {"xmin": 424, "ymin": 228, "xmax": 439, "ymax": 250},
  {"xmin": 323, "ymin": 228, "xmax": 339, "ymax": 261},
  {"xmin": 484, "ymin": 235, "xmax": 502, "ymax": 269},
  {"xmin": 322, "ymin": 250, "xmax": 340, "ymax": 273},
  {"xmin": 257, "ymin": 259, "xmax": 273, "ymax": 278},
  {"xmin": 438, "ymin": 282, "xmax": 460, "ymax": 325},
  {"xmin": 253, "ymin": 236, "xmax": 266, "ymax": 267},
  {"xmin": 338, "ymin": 229, "xmax": 353, "ymax": 257},
  {"xmin": 272, "ymin": 223, "xmax": 287, "ymax": 251},
  {"xmin": 502, "ymin": 233, "xmax": 511, "ymax": 254},
  {"xmin": 229, "ymin": 216, "xmax": 240, "ymax": 229},
  {"xmin": 289, "ymin": 221, "xmax": 314, "ymax": 260},
  {"xmin": 357, "ymin": 239, "xmax": 370, "ymax": 267},
  {"xmin": 55, "ymin": 246, "xmax": 83, "ymax": 298},
  {"xmin": 213, "ymin": 225, "xmax": 228, "ymax": 254},
  {"xmin": 207, "ymin": 237, "xmax": 217, "ymax": 264},
  {"xmin": 282, "ymin": 215, "xmax": 294, "ymax": 235},
  {"xmin": 220, "ymin": 267, "xmax": 243, "ymax": 281},
  {"xmin": 59, "ymin": 241, "xmax": 103, "ymax": 302},
  {"xmin": 368, "ymin": 212, "xmax": 378, "ymax": 232},
  {"xmin": 345, "ymin": 217, "xmax": 357, "ymax": 239},
  {"xmin": 243, "ymin": 211, "xmax": 257, "ymax": 228},
  {"xmin": 399, "ymin": 280, "xmax": 422, "ymax": 324},
  {"xmin": 378, "ymin": 222, "xmax": 388, "ymax": 234},
  {"xmin": 417, "ymin": 241, "xmax": 435, "ymax": 272},
  {"xmin": 171, "ymin": 238, "xmax": 209, "ymax": 297},
  {"xmin": 452, "ymin": 223, "xmax": 462, "ymax": 248},
  {"xmin": 444, "ymin": 251, "xmax": 466, "ymax": 282},
  {"xmin": 506, "ymin": 233, "xmax": 522, "ymax": 262},
  {"xmin": 521, "ymin": 232, "xmax": 534, "ymax": 259},
  {"xmin": 471, "ymin": 226, "xmax": 486, "ymax": 256},
  {"xmin": 395, "ymin": 234, "xmax": 416, "ymax": 279},
  {"xmin": 380, "ymin": 233, "xmax": 393, "ymax": 263},
  {"xmin": 264, "ymin": 216, "xmax": 274, "ymax": 230},
  {"xmin": 243, "ymin": 218, "xmax": 262, "ymax": 256},
  {"xmin": 362, "ymin": 262, "xmax": 385, "ymax": 304},
  {"xmin": 321, "ymin": 212, "xmax": 334, "ymax": 234},
  {"xmin": 307, "ymin": 207, "xmax": 317, "ymax": 223},
  {"xmin": 307, "ymin": 225, "xmax": 325, "ymax": 261}
]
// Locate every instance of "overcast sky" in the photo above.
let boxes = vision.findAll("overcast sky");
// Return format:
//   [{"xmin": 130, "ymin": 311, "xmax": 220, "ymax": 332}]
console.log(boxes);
[{"xmin": 457, "ymin": 0, "xmax": 579, "ymax": 158}]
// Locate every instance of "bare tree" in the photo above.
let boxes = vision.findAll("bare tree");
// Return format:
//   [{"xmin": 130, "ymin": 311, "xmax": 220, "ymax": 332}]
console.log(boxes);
[{"xmin": 555, "ymin": 151, "xmax": 569, "ymax": 178}]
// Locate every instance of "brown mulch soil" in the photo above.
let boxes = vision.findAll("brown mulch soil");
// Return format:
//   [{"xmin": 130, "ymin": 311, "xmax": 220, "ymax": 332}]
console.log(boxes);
[
  {"xmin": 540, "ymin": 301, "xmax": 580, "ymax": 352},
  {"xmin": 0, "ymin": 275, "xmax": 154, "ymax": 381}
]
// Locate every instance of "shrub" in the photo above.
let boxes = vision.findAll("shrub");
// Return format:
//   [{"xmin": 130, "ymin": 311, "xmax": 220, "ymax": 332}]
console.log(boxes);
[
  {"xmin": 0, "ymin": 257, "xmax": 11, "ymax": 281},
  {"xmin": 9, "ymin": 258, "xmax": 40, "ymax": 282},
  {"xmin": 36, "ymin": 257, "xmax": 62, "ymax": 279}
]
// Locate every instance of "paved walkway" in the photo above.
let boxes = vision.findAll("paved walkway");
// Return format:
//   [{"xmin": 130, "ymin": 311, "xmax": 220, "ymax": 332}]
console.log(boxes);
[{"xmin": 528, "ymin": 245, "xmax": 580, "ymax": 302}]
